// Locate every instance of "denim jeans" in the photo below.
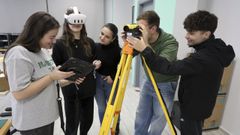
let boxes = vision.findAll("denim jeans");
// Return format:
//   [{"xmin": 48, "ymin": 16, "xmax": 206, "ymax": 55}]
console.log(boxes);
[
  {"xmin": 134, "ymin": 80, "xmax": 177, "ymax": 135},
  {"xmin": 95, "ymin": 73, "xmax": 120, "ymax": 124}
]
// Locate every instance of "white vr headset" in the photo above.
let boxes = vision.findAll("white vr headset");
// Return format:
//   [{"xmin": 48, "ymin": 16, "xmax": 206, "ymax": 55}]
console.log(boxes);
[{"xmin": 64, "ymin": 7, "xmax": 86, "ymax": 25}]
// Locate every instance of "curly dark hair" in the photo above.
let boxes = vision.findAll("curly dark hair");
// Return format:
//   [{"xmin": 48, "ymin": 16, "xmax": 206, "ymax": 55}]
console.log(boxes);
[{"xmin": 183, "ymin": 10, "xmax": 218, "ymax": 34}]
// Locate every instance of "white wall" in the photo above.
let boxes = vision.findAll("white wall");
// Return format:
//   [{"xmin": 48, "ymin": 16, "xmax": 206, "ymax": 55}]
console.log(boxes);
[
  {"xmin": 172, "ymin": 0, "xmax": 199, "ymax": 59},
  {"xmin": 0, "ymin": 0, "xmax": 104, "ymax": 41},
  {"xmin": 48, "ymin": 0, "xmax": 104, "ymax": 41},
  {"xmin": 104, "ymin": 0, "xmax": 133, "ymax": 46},
  {"xmin": 0, "ymin": 0, "xmax": 46, "ymax": 33},
  {"xmin": 173, "ymin": 0, "xmax": 240, "ymax": 134},
  {"xmin": 208, "ymin": 0, "xmax": 240, "ymax": 134},
  {"xmin": 0, "ymin": 0, "xmax": 132, "ymax": 45}
]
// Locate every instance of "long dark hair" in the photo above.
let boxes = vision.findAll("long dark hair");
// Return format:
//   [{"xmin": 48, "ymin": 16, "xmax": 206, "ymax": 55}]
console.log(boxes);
[
  {"xmin": 103, "ymin": 23, "xmax": 119, "ymax": 47},
  {"xmin": 61, "ymin": 7, "xmax": 92, "ymax": 57},
  {"xmin": 9, "ymin": 11, "xmax": 60, "ymax": 53},
  {"xmin": 3, "ymin": 11, "xmax": 60, "ymax": 76}
]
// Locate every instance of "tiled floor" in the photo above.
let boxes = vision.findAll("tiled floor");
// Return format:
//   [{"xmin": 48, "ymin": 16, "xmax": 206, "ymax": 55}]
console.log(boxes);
[{"xmin": 0, "ymin": 85, "xmax": 228, "ymax": 135}]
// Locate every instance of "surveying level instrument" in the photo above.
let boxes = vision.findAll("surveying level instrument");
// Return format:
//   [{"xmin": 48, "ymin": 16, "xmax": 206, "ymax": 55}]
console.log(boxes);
[{"xmin": 98, "ymin": 40, "xmax": 177, "ymax": 135}]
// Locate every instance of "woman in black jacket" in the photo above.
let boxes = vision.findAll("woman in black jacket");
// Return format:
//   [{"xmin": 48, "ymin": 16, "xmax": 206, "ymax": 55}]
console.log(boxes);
[
  {"xmin": 126, "ymin": 10, "xmax": 235, "ymax": 135},
  {"xmin": 94, "ymin": 23, "xmax": 121, "ymax": 134},
  {"xmin": 52, "ymin": 7, "xmax": 101, "ymax": 135}
]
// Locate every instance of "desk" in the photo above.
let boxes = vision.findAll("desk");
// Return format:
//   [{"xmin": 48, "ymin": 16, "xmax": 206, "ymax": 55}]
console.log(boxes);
[
  {"xmin": 0, "ymin": 119, "xmax": 11, "ymax": 135},
  {"xmin": 0, "ymin": 91, "xmax": 11, "ymax": 135}
]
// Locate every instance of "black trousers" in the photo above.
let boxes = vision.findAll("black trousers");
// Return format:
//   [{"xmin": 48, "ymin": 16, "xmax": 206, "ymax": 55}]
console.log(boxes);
[
  {"xmin": 180, "ymin": 116, "xmax": 203, "ymax": 135},
  {"xmin": 19, "ymin": 123, "xmax": 54, "ymax": 135},
  {"xmin": 64, "ymin": 95, "xmax": 94, "ymax": 135}
]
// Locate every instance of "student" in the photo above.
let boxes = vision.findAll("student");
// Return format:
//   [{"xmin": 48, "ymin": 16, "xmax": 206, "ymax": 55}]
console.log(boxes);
[
  {"xmin": 52, "ymin": 7, "xmax": 101, "ymax": 135},
  {"xmin": 94, "ymin": 23, "xmax": 121, "ymax": 134},
  {"xmin": 127, "ymin": 10, "xmax": 235, "ymax": 135},
  {"xmin": 132, "ymin": 10, "xmax": 179, "ymax": 135},
  {"xmin": 3, "ymin": 11, "xmax": 79, "ymax": 135}
]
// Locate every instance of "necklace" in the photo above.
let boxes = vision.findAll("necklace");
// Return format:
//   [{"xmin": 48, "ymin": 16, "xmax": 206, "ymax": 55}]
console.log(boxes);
[
  {"xmin": 75, "ymin": 44, "xmax": 78, "ymax": 48},
  {"xmin": 73, "ymin": 40, "xmax": 80, "ymax": 48}
]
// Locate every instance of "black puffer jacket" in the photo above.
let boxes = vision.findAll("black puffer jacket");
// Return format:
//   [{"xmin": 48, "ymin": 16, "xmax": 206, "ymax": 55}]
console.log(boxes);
[{"xmin": 141, "ymin": 35, "xmax": 235, "ymax": 120}]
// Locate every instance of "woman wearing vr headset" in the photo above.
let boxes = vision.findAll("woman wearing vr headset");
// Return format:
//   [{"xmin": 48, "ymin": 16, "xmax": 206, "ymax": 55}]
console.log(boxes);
[
  {"xmin": 52, "ymin": 7, "xmax": 101, "ymax": 135},
  {"xmin": 94, "ymin": 23, "xmax": 121, "ymax": 135},
  {"xmin": 4, "ymin": 12, "xmax": 79, "ymax": 135}
]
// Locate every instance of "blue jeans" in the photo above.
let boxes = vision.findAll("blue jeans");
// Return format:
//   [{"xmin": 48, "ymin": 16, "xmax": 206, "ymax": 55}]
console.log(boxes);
[
  {"xmin": 134, "ymin": 80, "xmax": 177, "ymax": 135},
  {"xmin": 95, "ymin": 73, "xmax": 120, "ymax": 124}
]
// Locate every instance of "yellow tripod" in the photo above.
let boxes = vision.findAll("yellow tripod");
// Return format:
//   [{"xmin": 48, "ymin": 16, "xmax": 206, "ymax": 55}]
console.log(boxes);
[{"xmin": 98, "ymin": 42, "xmax": 177, "ymax": 135}]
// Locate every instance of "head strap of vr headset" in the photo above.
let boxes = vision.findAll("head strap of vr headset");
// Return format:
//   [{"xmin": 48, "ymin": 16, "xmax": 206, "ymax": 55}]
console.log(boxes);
[{"xmin": 72, "ymin": 7, "xmax": 78, "ymax": 14}]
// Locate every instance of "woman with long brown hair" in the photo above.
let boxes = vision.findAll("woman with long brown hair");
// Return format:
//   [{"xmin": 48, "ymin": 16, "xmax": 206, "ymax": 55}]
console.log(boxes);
[
  {"xmin": 52, "ymin": 7, "xmax": 101, "ymax": 135},
  {"xmin": 4, "ymin": 11, "xmax": 76, "ymax": 135}
]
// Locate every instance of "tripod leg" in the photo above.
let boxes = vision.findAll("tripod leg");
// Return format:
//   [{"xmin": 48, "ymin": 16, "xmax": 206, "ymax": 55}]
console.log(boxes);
[
  {"xmin": 111, "ymin": 55, "xmax": 133, "ymax": 135},
  {"xmin": 142, "ymin": 56, "xmax": 177, "ymax": 135},
  {"xmin": 108, "ymin": 53, "xmax": 127, "ymax": 103},
  {"xmin": 99, "ymin": 53, "xmax": 126, "ymax": 135},
  {"xmin": 99, "ymin": 54, "xmax": 133, "ymax": 135}
]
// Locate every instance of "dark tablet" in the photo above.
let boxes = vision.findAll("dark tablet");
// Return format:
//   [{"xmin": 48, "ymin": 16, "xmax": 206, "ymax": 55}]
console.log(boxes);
[{"xmin": 59, "ymin": 57, "xmax": 95, "ymax": 81}]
